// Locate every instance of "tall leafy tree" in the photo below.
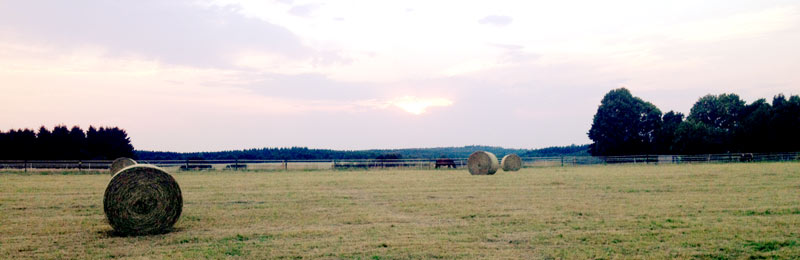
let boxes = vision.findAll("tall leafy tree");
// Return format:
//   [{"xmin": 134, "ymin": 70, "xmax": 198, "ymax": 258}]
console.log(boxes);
[
  {"xmin": 104, "ymin": 127, "xmax": 135, "ymax": 159},
  {"xmin": 51, "ymin": 125, "xmax": 71, "ymax": 159},
  {"xmin": 12, "ymin": 129, "xmax": 37, "ymax": 159},
  {"xmin": 673, "ymin": 120, "xmax": 722, "ymax": 154},
  {"xmin": 0, "ymin": 131, "xmax": 6, "ymax": 159},
  {"xmin": 736, "ymin": 99, "xmax": 772, "ymax": 152},
  {"xmin": 86, "ymin": 126, "xmax": 101, "ymax": 159},
  {"xmin": 687, "ymin": 94, "xmax": 745, "ymax": 130},
  {"xmin": 678, "ymin": 94, "xmax": 745, "ymax": 153},
  {"xmin": 655, "ymin": 111, "xmax": 684, "ymax": 154},
  {"xmin": 69, "ymin": 126, "xmax": 88, "ymax": 159},
  {"xmin": 36, "ymin": 126, "xmax": 54, "ymax": 159},
  {"xmin": 770, "ymin": 94, "xmax": 800, "ymax": 152},
  {"xmin": 588, "ymin": 88, "xmax": 662, "ymax": 156},
  {"xmin": 85, "ymin": 127, "xmax": 135, "ymax": 160}
]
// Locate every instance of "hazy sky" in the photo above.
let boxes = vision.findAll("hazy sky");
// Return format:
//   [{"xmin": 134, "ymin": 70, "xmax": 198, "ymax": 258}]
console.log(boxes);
[{"xmin": 1, "ymin": 0, "xmax": 798, "ymax": 152}]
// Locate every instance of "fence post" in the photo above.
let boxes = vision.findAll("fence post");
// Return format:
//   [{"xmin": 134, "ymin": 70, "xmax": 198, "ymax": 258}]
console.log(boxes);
[
  {"xmin": 24, "ymin": 159, "xmax": 28, "ymax": 173},
  {"xmin": 560, "ymin": 156, "xmax": 564, "ymax": 167},
  {"xmin": 283, "ymin": 160, "xmax": 288, "ymax": 171}
]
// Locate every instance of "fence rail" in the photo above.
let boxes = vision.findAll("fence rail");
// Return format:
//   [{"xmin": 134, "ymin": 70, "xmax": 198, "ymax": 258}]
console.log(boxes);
[{"xmin": 1, "ymin": 152, "xmax": 798, "ymax": 171}]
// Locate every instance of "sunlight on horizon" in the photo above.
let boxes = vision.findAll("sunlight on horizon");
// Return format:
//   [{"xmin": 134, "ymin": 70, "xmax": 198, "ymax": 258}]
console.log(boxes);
[{"xmin": 390, "ymin": 96, "xmax": 454, "ymax": 115}]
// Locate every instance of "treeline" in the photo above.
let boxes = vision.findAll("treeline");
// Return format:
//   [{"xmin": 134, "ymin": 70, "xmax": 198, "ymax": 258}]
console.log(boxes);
[
  {"xmin": 588, "ymin": 88, "xmax": 800, "ymax": 156},
  {"xmin": 521, "ymin": 144, "xmax": 589, "ymax": 157},
  {"xmin": 0, "ymin": 125, "xmax": 135, "ymax": 160},
  {"xmin": 135, "ymin": 145, "xmax": 590, "ymax": 160},
  {"xmin": 138, "ymin": 147, "xmax": 380, "ymax": 161}
]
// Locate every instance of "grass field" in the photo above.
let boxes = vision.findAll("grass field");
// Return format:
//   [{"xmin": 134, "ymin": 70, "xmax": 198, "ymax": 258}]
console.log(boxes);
[{"xmin": 1, "ymin": 162, "xmax": 799, "ymax": 259}]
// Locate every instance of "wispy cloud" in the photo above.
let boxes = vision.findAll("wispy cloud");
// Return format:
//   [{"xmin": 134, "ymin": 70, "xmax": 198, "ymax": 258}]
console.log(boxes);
[
  {"xmin": 478, "ymin": 15, "xmax": 513, "ymax": 26},
  {"xmin": 0, "ymin": 0, "xmax": 311, "ymax": 68},
  {"xmin": 2, "ymin": 0, "xmax": 799, "ymax": 151},
  {"xmin": 289, "ymin": 3, "xmax": 321, "ymax": 17}
]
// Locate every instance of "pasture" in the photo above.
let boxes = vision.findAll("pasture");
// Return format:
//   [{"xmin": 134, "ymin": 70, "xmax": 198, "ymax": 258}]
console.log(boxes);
[{"xmin": 1, "ymin": 162, "xmax": 799, "ymax": 259}]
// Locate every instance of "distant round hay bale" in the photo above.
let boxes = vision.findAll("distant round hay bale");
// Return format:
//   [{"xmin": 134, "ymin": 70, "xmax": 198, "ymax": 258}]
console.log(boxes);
[
  {"xmin": 501, "ymin": 154, "xmax": 523, "ymax": 171},
  {"xmin": 467, "ymin": 151, "xmax": 500, "ymax": 175},
  {"xmin": 104, "ymin": 165, "xmax": 182, "ymax": 235},
  {"xmin": 110, "ymin": 157, "xmax": 137, "ymax": 175}
]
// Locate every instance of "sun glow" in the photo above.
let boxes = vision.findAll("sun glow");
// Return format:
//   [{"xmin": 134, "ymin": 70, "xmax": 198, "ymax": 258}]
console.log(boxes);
[{"xmin": 389, "ymin": 96, "xmax": 454, "ymax": 115}]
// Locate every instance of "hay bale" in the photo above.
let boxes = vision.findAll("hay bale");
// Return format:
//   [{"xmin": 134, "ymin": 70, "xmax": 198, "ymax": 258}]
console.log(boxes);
[
  {"xmin": 103, "ymin": 165, "xmax": 182, "ymax": 235},
  {"xmin": 501, "ymin": 154, "xmax": 523, "ymax": 171},
  {"xmin": 110, "ymin": 157, "xmax": 137, "ymax": 175},
  {"xmin": 467, "ymin": 151, "xmax": 500, "ymax": 175}
]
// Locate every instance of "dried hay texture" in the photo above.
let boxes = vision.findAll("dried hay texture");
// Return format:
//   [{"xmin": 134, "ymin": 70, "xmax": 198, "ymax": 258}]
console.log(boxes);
[
  {"xmin": 103, "ymin": 165, "xmax": 182, "ymax": 235},
  {"xmin": 467, "ymin": 151, "xmax": 500, "ymax": 175},
  {"xmin": 110, "ymin": 157, "xmax": 137, "ymax": 175},
  {"xmin": 501, "ymin": 154, "xmax": 523, "ymax": 171}
]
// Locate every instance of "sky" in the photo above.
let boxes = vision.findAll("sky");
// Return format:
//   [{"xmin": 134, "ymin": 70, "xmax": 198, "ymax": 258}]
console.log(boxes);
[{"xmin": 1, "ymin": 0, "xmax": 799, "ymax": 152}]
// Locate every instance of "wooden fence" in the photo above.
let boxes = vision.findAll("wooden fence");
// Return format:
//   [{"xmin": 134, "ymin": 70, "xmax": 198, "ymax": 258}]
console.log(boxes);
[{"xmin": 0, "ymin": 152, "xmax": 797, "ymax": 171}]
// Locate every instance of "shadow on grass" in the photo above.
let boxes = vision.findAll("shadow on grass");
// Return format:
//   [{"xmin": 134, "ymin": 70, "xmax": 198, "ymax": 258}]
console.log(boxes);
[{"xmin": 98, "ymin": 227, "xmax": 185, "ymax": 238}]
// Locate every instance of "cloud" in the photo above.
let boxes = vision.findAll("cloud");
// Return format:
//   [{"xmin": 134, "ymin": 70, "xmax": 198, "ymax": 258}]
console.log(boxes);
[
  {"xmin": 238, "ymin": 72, "xmax": 378, "ymax": 100},
  {"xmin": 0, "ymin": 0, "xmax": 311, "ymax": 68},
  {"xmin": 442, "ymin": 59, "xmax": 497, "ymax": 77},
  {"xmin": 2, "ymin": 0, "xmax": 798, "ymax": 151},
  {"xmin": 289, "ymin": 3, "xmax": 321, "ymax": 17},
  {"xmin": 489, "ymin": 44, "xmax": 541, "ymax": 64},
  {"xmin": 357, "ymin": 96, "xmax": 454, "ymax": 115},
  {"xmin": 478, "ymin": 15, "xmax": 513, "ymax": 26}
]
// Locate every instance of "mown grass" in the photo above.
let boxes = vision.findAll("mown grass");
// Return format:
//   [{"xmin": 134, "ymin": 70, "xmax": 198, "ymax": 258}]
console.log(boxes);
[{"xmin": 1, "ymin": 162, "xmax": 799, "ymax": 259}]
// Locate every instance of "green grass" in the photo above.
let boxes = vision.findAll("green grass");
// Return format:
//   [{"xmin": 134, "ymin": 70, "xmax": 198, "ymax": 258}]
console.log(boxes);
[{"xmin": 1, "ymin": 162, "xmax": 799, "ymax": 259}]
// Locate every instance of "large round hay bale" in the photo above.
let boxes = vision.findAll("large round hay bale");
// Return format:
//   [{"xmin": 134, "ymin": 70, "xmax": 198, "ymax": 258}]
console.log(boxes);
[
  {"xmin": 110, "ymin": 157, "xmax": 137, "ymax": 175},
  {"xmin": 501, "ymin": 154, "xmax": 523, "ymax": 171},
  {"xmin": 104, "ymin": 165, "xmax": 182, "ymax": 235},
  {"xmin": 467, "ymin": 151, "xmax": 500, "ymax": 175}
]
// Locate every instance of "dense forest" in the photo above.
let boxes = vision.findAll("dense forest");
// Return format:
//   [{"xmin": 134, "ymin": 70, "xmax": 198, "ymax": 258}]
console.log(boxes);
[
  {"xmin": 588, "ymin": 88, "xmax": 800, "ymax": 156},
  {"xmin": 135, "ymin": 145, "xmax": 590, "ymax": 161},
  {"xmin": 0, "ymin": 125, "xmax": 134, "ymax": 160}
]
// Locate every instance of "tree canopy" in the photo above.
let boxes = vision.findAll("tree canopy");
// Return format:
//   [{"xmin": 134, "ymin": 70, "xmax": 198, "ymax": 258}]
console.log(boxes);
[
  {"xmin": 589, "ymin": 88, "xmax": 800, "ymax": 155},
  {"xmin": 588, "ymin": 88, "xmax": 662, "ymax": 156},
  {"xmin": 0, "ymin": 125, "xmax": 134, "ymax": 160}
]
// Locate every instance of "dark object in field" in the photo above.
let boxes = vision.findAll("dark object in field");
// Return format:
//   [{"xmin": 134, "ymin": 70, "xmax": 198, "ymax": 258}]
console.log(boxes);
[
  {"xmin": 110, "ymin": 157, "xmax": 137, "ymax": 175},
  {"xmin": 501, "ymin": 154, "xmax": 522, "ymax": 171},
  {"xmin": 225, "ymin": 164, "xmax": 247, "ymax": 169},
  {"xmin": 740, "ymin": 153, "xmax": 754, "ymax": 162},
  {"xmin": 467, "ymin": 151, "xmax": 500, "ymax": 175},
  {"xmin": 179, "ymin": 164, "xmax": 213, "ymax": 170},
  {"xmin": 104, "ymin": 165, "xmax": 182, "ymax": 235},
  {"xmin": 435, "ymin": 158, "xmax": 457, "ymax": 169}
]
